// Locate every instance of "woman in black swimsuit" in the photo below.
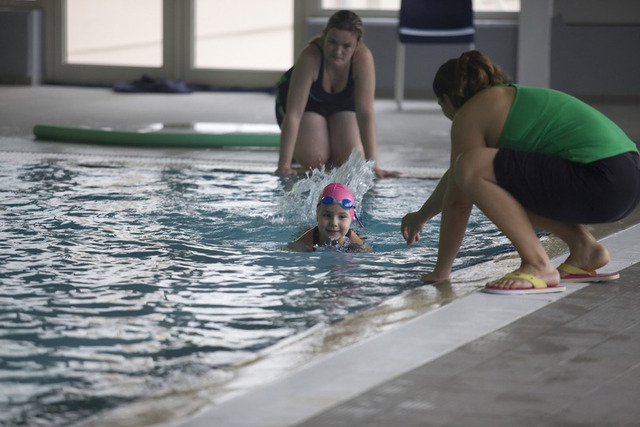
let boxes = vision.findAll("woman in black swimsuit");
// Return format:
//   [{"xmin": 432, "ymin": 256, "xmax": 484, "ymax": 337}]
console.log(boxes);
[{"xmin": 275, "ymin": 10, "xmax": 399, "ymax": 178}]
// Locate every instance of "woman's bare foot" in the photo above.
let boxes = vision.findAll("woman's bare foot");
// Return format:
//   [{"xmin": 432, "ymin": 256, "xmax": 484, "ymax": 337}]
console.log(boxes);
[
  {"xmin": 486, "ymin": 263, "xmax": 560, "ymax": 290},
  {"xmin": 560, "ymin": 242, "xmax": 610, "ymax": 277}
]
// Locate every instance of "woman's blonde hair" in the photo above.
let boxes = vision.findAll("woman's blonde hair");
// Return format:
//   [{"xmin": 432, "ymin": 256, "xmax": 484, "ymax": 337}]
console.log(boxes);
[{"xmin": 433, "ymin": 50, "xmax": 511, "ymax": 108}]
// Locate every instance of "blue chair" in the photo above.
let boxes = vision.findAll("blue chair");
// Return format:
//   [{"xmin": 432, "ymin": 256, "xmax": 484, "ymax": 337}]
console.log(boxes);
[{"xmin": 394, "ymin": 0, "xmax": 475, "ymax": 109}]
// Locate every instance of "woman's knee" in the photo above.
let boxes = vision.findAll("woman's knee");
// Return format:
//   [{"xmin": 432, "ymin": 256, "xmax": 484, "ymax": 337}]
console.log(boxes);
[
  {"xmin": 294, "ymin": 113, "xmax": 331, "ymax": 167},
  {"xmin": 330, "ymin": 145, "xmax": 363, "ymax": 166},
  {"xmin": 453, "ymin": 151, "xmax": 479, "ymax": 190},
  {"xmin": 327, "ymin": 114, "xmax": 361, "ymax": 164},
  {"xmin": 453, "ymin": 149, "xmax": 497, "ymax": 191},
  {"xmin": 294, "ymin": 143, "xmax": 330, "ymax": 169}
]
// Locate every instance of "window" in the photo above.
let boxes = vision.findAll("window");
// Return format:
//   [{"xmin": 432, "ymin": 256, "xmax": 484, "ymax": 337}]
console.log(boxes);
[
  {"xmin": 321, "ymin": 0, "xmax": 520, "ymax": 12},
  {"xmin": 51, "ymin": 0, "xmax": 290, "ymax": 87},
  {"xmin": 194, "ymin": 0, "xmax": 293, "ymax": 71},
  {"xmin": 66, "ymin": 0, "xmax": 163, "ymax": 67},
  {"xmin": 321, "ymin": 0, "xmax": 399, "ymax": 10}
]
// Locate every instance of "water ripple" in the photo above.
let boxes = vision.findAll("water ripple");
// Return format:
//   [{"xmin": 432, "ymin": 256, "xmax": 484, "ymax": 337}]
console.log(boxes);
[{"xmin": 0, "ymin": 155, "xmax": 509, "ymax": 426}]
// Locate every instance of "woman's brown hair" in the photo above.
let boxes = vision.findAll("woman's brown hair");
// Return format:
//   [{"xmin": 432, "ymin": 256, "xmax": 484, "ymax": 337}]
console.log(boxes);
[
  {"xmin": 433, "ymin": 50, "xmax": 511, "ymax": 108},
  {"xmin": 310, "ymin": 10, "xmax": 364, "ymax": 46}
]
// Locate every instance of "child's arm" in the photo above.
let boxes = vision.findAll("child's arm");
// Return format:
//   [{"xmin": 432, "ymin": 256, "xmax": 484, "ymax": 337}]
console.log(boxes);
[
  {"xmin": 349, "ymin": 231, "xmax": 365, "ymax": 245},
  {"xmin": 287, "ymin": 228, "xmax": 315, "ymax": 252},
  {"xmin": 349, "ymin": 231, "xmax": 373, "ymax": 253}
]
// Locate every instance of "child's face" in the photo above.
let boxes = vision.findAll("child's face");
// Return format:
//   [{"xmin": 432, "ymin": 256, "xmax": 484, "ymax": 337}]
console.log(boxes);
[{"xmin": 316, "ymin": 203, "xmax": 352, "ymax": 245}]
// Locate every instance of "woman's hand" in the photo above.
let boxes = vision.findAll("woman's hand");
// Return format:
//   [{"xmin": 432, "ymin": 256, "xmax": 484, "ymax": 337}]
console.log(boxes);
[
  {"xmin": 374, "ymin": 166, "xmax": 401, "ymax": 178},
  {"xmin": 275, "ymin": 166, "xmax": 298, "ymax": 176},
  {"xmin": 400, "ymin": 211, "xmax": 427, "ymax": 245}
]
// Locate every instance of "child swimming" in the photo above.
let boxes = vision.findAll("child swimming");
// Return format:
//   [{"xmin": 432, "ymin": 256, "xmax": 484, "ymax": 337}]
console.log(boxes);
[{"xmin": 288, "ymin": 183, "xmax": 372, "ymax": 252}]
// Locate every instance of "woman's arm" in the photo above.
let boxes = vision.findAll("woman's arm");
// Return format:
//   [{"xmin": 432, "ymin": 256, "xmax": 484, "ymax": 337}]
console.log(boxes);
[
  {"xmin": 276, "ymin": 47, "xmax": 319, "ymax": 175},
  {"xmin": 352, "ymin": 45, "xmax": 376, "ymax": 162},
  {"xmin": 401, "ymin": 169, "xmax": 450, "ymax": 245},
  {"xmin": 428, "ymin": 171, "xmax": 473, "ymax": 281},
  {"xmin": 352, "ymin": 45, "xmax": 400, "ymax": 178},
  {"xmin": 426, "ymin": 108, "xmax": 485, "ymax": 281}
]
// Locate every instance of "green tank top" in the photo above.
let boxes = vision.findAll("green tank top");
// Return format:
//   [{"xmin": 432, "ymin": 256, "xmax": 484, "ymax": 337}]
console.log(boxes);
[{"xmin": 498, "ymin": 84, "xmax": 638, "ymax": 163}]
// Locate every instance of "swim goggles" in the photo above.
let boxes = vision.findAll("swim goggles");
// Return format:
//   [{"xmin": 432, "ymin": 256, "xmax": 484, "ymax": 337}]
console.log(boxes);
[
  {"xmin": 319, "ymin": 196, "xmax": 354, "ymax": 210},
  {"xmin": 318, "ymin": 196, "xmax": 364, "ymax": 227}
]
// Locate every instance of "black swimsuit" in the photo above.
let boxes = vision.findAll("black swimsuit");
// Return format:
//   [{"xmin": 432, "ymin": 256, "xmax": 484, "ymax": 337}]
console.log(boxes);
[{"xmin": 275, "ymin": 44, "xmax": 356, "ymax": 127}]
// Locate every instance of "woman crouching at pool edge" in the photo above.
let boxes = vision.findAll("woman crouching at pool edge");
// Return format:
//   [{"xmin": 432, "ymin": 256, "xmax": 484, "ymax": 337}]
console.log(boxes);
[
  {"xmin": 401, "ymin": 50, "xmax": 640, "ymax": 295},
  {"xmin": 274, "ymin": 10, "xmax": 399, "ymax": 178},
  {"xmin": 288, "ymin": 183, "xmax": 372, "ymax": 253}
]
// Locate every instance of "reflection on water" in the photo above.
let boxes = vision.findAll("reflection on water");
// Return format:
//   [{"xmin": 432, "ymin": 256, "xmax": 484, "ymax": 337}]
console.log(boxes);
[{"xmin": 0, "ymin": 152, "xmax": 511, "ymax": 426}]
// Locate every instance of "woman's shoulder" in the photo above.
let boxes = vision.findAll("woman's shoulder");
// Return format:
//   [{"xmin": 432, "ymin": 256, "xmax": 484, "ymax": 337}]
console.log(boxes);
[
  {"xmin": 454, "ymin": 86, "xmax": 516, "ymax": 143},
  {"xmin": 297, "ymin": 43, "xmax": 323, "ymax": 66},
  {"xmin": 351, "ymin": 43, "xmax": 374, "ymax": 82},
  {"xmin": 461, "ymin": 86, "xmax": 515, "ymax": 116},
  {"xmin": 353, "ymin": 43, "xmax": 374, "ymax": 66},
  {"xmin": 303, "ymin": 38, "xmax": 324, "ymax": 56},
  {"xmin": 290, "ymin": 44, "xmax": 322, "ymax": 83},
  {"xmin": 476, "ymin": 85, "xmax": 514, "ymax": 100}
]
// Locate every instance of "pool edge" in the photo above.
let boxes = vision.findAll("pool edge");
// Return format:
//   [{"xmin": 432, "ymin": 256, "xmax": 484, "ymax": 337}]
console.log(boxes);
[{"xmin": 176, "ymin": 224, "xmax": 640, "ymax": 427}]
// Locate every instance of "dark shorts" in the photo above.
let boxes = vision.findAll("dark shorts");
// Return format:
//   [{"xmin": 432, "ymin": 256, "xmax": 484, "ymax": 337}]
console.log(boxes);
[
  {"xmin": 494, "ymin": 149, "xmax": 640, "ymax": 224},
  {"xmin": 275, "ymin": 70, "xmax": 356, "ymax": 128}
]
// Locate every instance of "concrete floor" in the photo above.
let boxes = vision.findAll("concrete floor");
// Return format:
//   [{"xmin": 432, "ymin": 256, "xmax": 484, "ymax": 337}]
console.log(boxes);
[{"xmin": 2, "ymin": 85, "xmax": 640, "ymax": 426}]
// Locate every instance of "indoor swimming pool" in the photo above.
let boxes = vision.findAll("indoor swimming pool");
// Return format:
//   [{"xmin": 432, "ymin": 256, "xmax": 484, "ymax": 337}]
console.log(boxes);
[{"xmin": 0, "ymin": 152, "xmax": 512, "ymax": 426}]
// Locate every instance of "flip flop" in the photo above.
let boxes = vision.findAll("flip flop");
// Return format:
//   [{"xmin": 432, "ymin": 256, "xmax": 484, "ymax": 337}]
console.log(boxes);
[
  {"xmin": 557, "ymin": 263, "xmax": 620, "ymax": 283},
  {"xmin": 483, "ymin": 272, "xmax": 566, "ymax": 295}
]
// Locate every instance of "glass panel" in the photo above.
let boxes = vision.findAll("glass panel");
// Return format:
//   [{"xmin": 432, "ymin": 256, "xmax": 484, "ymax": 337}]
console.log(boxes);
[
  {"xmin": 474, "ymin": 0, "xmax": 520, "ymax": 12},
  {"xmin": 322, "ymin": 0, "xmax": 399, "ymax": 9},
  {"xmin": 321, "ymin": 0, "xmax": 521, "ymax": 12},
  {"xmin": 194, "ymin": 0, "xmax": 293, "ymax": 71},
  {"xmin": 66, "ymin": 0, "xmax": 163, "ymax": 67}
]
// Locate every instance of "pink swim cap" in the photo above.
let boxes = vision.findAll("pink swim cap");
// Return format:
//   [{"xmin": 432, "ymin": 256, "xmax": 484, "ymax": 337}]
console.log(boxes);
[{"xmin": 316, "ymin": 183, "xmax": 355, "ymax": 222}]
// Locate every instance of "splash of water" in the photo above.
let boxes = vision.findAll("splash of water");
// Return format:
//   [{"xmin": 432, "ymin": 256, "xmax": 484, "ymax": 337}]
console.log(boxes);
[{"xmin": 275, "ymin": 152, "xmax": 376, "ymax": 226}]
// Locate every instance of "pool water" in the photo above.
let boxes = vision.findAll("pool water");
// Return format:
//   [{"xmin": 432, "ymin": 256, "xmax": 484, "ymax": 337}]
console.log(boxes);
[{"xmin": 0, "ymin": 152, "xmax": 511, "ymax": 426}]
